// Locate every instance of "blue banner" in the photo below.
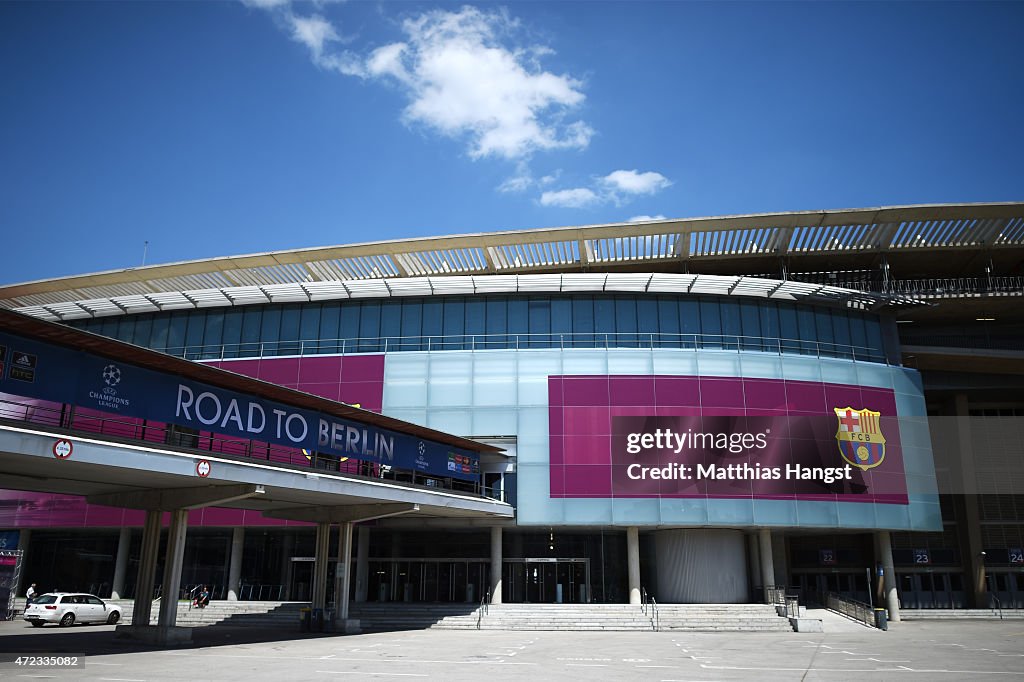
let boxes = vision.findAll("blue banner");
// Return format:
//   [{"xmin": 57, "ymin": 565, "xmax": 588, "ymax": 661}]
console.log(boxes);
[{"xmin": 0, "ymin": 329, "xmax": 480, "ymax": 481}]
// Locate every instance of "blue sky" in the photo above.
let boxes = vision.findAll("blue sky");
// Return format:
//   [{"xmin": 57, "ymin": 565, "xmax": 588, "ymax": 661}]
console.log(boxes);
[{"xmin": 1, "ymin": 1, "xmax": 1022, "ymax": 286}]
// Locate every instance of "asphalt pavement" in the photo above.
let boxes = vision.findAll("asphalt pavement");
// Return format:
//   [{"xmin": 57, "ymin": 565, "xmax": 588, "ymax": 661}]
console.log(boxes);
[{"xmin": 0, "ymin": 618, "xmax": 1022, "ymax": 681}]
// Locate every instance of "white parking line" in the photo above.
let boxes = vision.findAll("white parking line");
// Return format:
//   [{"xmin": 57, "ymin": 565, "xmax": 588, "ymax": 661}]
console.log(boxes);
[{"xmin": 316, "ymin": 672, "xmax": 427, "ymax": 677}]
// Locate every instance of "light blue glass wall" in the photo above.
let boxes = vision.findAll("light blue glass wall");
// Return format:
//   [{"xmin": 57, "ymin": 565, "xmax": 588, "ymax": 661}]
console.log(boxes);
[
  {"xmin": 382, "ymin": 347, "xmax": 940, "ymax": 533},
  {"xmin": 69, "ymin": 294, "xmax": 888, "ymax": 363}
]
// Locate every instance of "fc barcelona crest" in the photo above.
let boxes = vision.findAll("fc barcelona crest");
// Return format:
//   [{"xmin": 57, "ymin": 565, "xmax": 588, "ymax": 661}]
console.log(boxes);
[{"xmin": 834, "ymin": 407, "xmax": 886, "ymax": 471}]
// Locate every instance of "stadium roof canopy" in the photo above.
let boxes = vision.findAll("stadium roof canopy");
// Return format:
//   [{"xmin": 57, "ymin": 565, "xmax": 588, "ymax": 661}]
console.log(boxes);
[{"xmin": 2, "ymin": 202, "xmax": 1021, "ymax": 321}]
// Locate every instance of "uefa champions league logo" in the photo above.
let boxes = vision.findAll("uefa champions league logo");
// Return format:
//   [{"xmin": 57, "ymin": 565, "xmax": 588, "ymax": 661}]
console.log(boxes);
[
  {"xmin": 102, "ymin": 364, "xmax": 122, "ymax": 387},
  {"xmin": 418, "ymin": 441, "xmax": 426, "ymax": 456}
]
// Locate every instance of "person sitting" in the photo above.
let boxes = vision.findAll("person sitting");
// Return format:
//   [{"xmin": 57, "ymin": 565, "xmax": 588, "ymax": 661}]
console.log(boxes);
[{"xmin": 197, "ymin": 586, "xmax": 210, "ymax": 608}]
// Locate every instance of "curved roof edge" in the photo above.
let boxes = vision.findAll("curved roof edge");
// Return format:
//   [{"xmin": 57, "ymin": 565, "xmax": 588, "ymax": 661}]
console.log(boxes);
[
  {"xmin": 11, "ymin": 273, "xmax": 921, "ymax": 322},
  {"xmin": 2, "ymin": 201, "xmax": 1021, "ymax": 311}
]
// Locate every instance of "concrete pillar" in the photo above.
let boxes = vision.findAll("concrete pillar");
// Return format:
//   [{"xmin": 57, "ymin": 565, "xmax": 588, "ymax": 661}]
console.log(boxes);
[
  {"xmin": 952, "ymin": 394, "xmax": 987, "ymax": 608},
  {"xmin": 747, "ymin": 533, "xmax": 762, "ymax": 595},
  {"xmin": 280, "ymin": 533, "xmax": 294, "ymax": 600},
  {"xmin": 227, "ymin": 527, "xmax": 244, "ymax": 601},
  {"xmin": 157, "ymin": 509, "xmax": 188, "ymax": 629},
  {"xmin": 355, "ymin": 526, "xmax": 370, "ymax": 603},
  {"xmin": 759, "ymin": 529, "xmax": 774, "ymax": 602},
  {"xmin": 490, "ymin": 526, "xmax": 503, "ymax": 604},
  {"xmin": 311, "ymin": 522, "xmax": 330, "ymax": 610},
  {"xmin": 111, "ymin": 528, "xmax": 131, "ymax": 599},
  {"xmin": 627, "ymin": 526, "xmax": 641, "ymax": 605},
  {"xmin": 772, "ymin": 532, "xmax": 788, "ymax": 588},
  {"xmin": 876, "ymin": 531, "xmax": 901, "ymax": 623},
  {"xmin": 335, "ymin": 522, "xmax": 354, "ymax": 620},
  {"xmin": 132, "ymin": 510, "xmax": 162, "ymax": 627}
]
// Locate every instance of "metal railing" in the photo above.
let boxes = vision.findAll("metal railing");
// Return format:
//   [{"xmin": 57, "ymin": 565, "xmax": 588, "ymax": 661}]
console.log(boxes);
[
  {"xmin": 238, "ymin": 584, "xmax": 285, "ymax": 601},
  {"xmin": 160, "ymin": 332, "xmax": 888, "ymax": 365},
  {"xmin": 826, "ymin": 591, "xmax": 876, "ymax": 628},
  {"xmin": 758, "ymin": 274, "xmax": 1024, "ymax": 298},
  {"xmin": 477, "ymin": 588, "xmax": 491, "ymax": 629},
  {"xmin": 0, "ymin": 396, "xmax": 491, "ymax": 501},
  {"xmin": 640, "ymin": 587, "xmax": 659, "ymax": 631}
]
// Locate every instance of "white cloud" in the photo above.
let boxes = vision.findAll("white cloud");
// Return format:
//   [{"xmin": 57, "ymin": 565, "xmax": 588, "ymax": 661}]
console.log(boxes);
[
  {"xmin": 289, "ymin": 14, "xmax": 339, "ymax": 59},
  {"xmin": 241, "ymin": 0, "xmax": 291, "ymax": 8},
  {"xmin": 540, "ymin": 168, "xmax": 672, "ymax": 209},
  {"xmin": 373, "ymin": 7, "xmax": 593, "ymax": 160},
  {"xmin": 249, "ymin": 4, "xmax": 592, "ymax": 161},
  {"xmin": 602, "ymin": 170, "xmax": 672, "ymax": 195},
  {"xmin": 247, "ymin": 3, "xmax": 677, "ymax": 208},
  {"xmin": 628, "ymin": 215, "xmax": 667, "ymax": 222},
  {"xmin": 540, "ymin": 188, "xmax": 599, "ymax": 208}
]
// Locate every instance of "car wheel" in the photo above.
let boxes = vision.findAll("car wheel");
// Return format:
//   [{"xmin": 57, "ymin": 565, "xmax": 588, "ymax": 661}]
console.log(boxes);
[
  {"xmin": 30, "ymin": 621, "xmax": 45, "ymax": 628},
  {"xmin": 59, "ymin": 613, "xmax": 75, "ymax": 627},
  {"xmin": 107, "ymin": 611, "xmax": 120, "ymax": 625}
]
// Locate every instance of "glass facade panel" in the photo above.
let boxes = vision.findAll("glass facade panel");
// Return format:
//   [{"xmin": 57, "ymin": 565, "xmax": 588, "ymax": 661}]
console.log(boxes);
[{"xmin": 68, "ymin": 294, "xmax": 891, "ymax": 363}]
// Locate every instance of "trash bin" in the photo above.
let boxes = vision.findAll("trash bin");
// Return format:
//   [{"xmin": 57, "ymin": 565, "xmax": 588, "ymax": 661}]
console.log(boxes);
[
  {"xmin": 323, "ymin": 608, "xmax": 335, "ymax": 633},
  {"xmin": 311, "ymin": 608, "xmax": 324, "ymax": 632},
  {"xmin": 874, "ymin": 608, "xmax": 888, "ymax": 631},
  {"xmin": 299, "ymin": 607, "xmax": 311, "ymax": 632}
]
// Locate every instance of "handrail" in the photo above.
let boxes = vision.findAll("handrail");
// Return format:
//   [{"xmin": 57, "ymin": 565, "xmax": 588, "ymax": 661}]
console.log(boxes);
[
  {"xmin": 640, "ymin": 586, "xmax": 659, "ymax": 631},
  {"xmin": 477, "ymin": 588, "xmax": 491, "ymax": 630},
  {"xmin": 825, "ymin": 591, "xmax": 877, "ymax": 628},
  {"xmin": 990, "ymin": 592, "xmax": 1004, "ymax": 620}
]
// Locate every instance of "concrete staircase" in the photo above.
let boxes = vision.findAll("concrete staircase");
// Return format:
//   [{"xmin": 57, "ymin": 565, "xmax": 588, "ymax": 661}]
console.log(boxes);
[
  {"xmin": 101, "ymin": 600, "xmax": 792, "ymax": 632},
  {"xmin": 108, "ymin": 600, "xmax": 306, "ymax": 627},
  {"xmin": 418, "ymin": 603, "xmax": 788, "ymax": 632},
  {"xmin": 349, "ymin": 603, "xmax": 481, "ymax": 631},
  {"xmin": 900, "ymin": 608, "xmax": 1024, "ymax": 620},
  {"xmin": 650, "ymin": 604, "xmax": 794, "ymax": 632}
]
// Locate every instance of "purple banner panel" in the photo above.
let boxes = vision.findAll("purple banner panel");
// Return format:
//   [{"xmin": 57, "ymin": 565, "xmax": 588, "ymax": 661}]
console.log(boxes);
[{"xmin": 549, "ymin": 375, "xmax": 907, "ymax": 504}]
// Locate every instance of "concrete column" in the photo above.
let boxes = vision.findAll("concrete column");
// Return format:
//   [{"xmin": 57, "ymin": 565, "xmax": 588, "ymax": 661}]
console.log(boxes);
[
  {"xmin": 355, "ymin": 526, "xmax": 370, "ymax": 603},
  {"xmin": 227, "ymin": 527, "xmax": 244, "ymax": 601},
  {"xmin": 490, "ymin": 526, "xmax": 503, "ymax": 604},
  {"xmin": 311, "ymin": 522, "xmax": 330, "ymax": 610},
  {"xmin": 157, "ymin": 509, "xmax": 188, "ymax": 629},
  {"xmin": 281, "ymin": 533, "xmax": 294, "ymax": 600},
  {"xmin": 111, "ymin": 528, "xmax": 131, "ymax": 599},
  {"xmin": 627, "ymin": 526, "xmax": 641, "ymax": 605},
  {"xmin": 132, "ymin": 510, "xmax": 162, "ymax": 627},
  {"xmin": 335, "ymin": 522, "xmax": 354, "ymax": 620},
  {"xmin": 952, "ymin": 394, "xmax": 987, "ymax": 608},
  {"xmin": 772, "ymin": 532, "xmax": 788, "ymax": 588},
  {"xmin": 747, "ymin": 533, "xmax": 762, "ymax": 594},
  {"xmin": 876, "ymin": 531, "xmax": 901, "ymax": 623},
  {"xmin": 758, "ymin": 529, "xmax": 774, "ymax": 602}
]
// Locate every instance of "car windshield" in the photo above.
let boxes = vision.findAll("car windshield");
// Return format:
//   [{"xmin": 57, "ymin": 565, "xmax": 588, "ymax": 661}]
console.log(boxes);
[{"xmin": 32, "ymin": 595, "xmax": 57, "ymax": 604}]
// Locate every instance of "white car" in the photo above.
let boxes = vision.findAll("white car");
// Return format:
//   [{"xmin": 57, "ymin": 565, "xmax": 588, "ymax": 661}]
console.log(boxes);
[{"xmin": 23, "ymin": 593, "xmax": 122, "ymax": 628}]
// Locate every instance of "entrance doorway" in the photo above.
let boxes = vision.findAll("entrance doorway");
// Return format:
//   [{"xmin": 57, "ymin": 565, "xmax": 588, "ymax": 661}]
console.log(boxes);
[
  {"xmin": 503, "ymin": 558, "xmax": 589, "ymax": 603},
  {"xmin": 897, "ymin": 572, "xmax": 965, "ymax": 608},
  {"xmin": 795, "ymin": 571, "xmax": 870, "ymax": 604},
  {"xmin": 367, "ymin": 559, "xmax": 488, "ymax": 602},
  {"xmin": 988, "ymin": 572, "xmax": 1024, "ymax": 609}
]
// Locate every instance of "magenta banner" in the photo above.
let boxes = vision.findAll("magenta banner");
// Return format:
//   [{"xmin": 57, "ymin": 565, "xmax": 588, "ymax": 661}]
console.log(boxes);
[{"xmin": 549, "ymin": 375, "xmax": 907, "ymax": 504}]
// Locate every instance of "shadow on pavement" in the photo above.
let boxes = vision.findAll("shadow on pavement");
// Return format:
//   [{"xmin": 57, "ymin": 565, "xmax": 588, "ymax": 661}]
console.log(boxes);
[{"xmin": 0, "ymin": 623, "xmax": 342, "ymax": 657}]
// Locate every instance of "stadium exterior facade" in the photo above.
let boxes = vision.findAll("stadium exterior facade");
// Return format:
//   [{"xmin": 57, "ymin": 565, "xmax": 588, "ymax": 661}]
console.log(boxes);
[{"xmin": 2, "ymin": 202, "xmax": 1023, "ymax": 613}]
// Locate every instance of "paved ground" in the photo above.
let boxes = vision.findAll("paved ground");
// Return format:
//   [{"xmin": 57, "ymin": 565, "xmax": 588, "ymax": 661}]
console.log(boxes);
[{"xmin": 0, "ymin": 619, "xmax": 1022, "ymax": 681}]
